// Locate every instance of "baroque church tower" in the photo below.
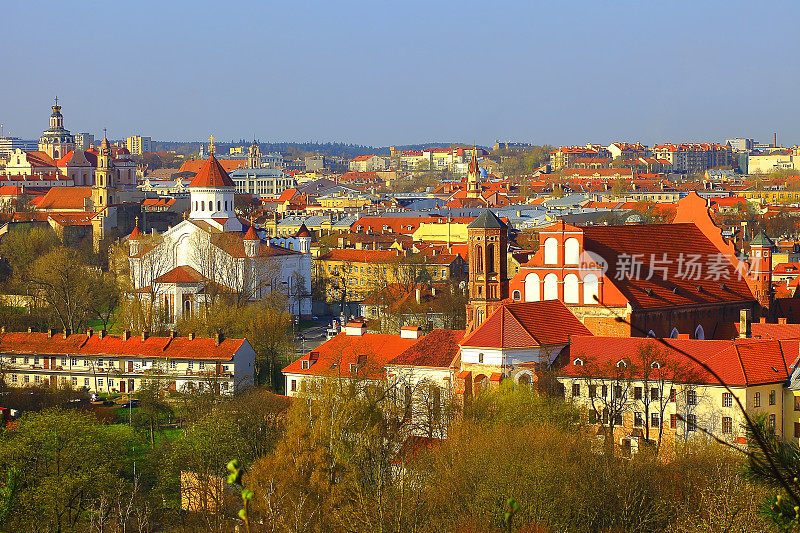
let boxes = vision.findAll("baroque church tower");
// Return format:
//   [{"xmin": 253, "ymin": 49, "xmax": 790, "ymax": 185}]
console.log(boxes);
[
  {"xmin": 91, "ymin": 137, "xmax": 118, "ymax": 251},
  {"xmin": 38, "ymin": 97, "xmax": 76, "ymax": 159},
  {"xmin": 466, "ymin": 209, "xmax": 508, "ymax": 330},
  {"xmin": 466, "ymin": 145, "xmax": 481, "ymax": 199}
]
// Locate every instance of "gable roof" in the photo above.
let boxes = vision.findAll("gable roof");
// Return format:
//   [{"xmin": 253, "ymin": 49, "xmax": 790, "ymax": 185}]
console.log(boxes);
[
  {"xmin": 389, "ymin": 329, "xmax": 464, "ymax": 368},
  {"xmin": 0, "ymin": 331, "xmax": 247, "ymax": 361},
  {"xmin": 24, "ymin": 151, "xmax": 58, "ymax": 168},
  {"xmin": 563, "ymin": 335, "xmax": 791, "ymax": 387},
  {"xmin": 35, "ymin": 187, "xmax": 92, "ymax": 210},
  {"xmin": 461, "ymin": 300, "xmax": 592, "ymax": 349},
  {"xmin": 283, "ymin": 331, "xmax": 417, "ymax": 379},
  {"xmin": 579, "ymin": 223, "xmax": 755, "ymax": 309},
  {"xmin": 179, "ymin": 157, "xmax": 247, "ymax": 174},
  {"xmin": 153, "ymin": 265, "xmax": 207, "ymax": 284},
  {"xmin": 187, "ymin": 155, "xmax": 236, "ymax": 187}
]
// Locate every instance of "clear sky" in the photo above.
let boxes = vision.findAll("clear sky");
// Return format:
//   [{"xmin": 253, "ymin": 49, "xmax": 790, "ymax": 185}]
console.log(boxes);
[{"xmin": 2, "ymin": 0, "xmax": 799, "ymax": 147}]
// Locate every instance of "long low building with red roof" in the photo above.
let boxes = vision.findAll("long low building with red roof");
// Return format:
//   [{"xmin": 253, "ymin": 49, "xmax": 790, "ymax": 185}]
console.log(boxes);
[
  {"xmin": 559, "ymin": 334, "xmax": 796, "ymax": 450},
  {"xmin": 0, "ymin": 329, "xmax": 255, "ymax": 395}
]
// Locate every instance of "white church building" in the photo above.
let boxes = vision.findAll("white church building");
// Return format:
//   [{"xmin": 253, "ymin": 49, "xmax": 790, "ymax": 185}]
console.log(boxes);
[{"xmin": 128, "ymin": 154, "xmax": 312, "ymax": 323}]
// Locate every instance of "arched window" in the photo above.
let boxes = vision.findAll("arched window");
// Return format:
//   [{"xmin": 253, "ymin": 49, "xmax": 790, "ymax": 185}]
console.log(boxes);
[
  {"xmin": 694, "ymin": 325, "xmax": 705, "ymax": 340},
  {"xmin": 564, "ymin": 238, "xmax": 580, "ymax": 265},
  {"xmin": 670, "ymin": 328, "xmax": 679, "ymax": 338},
  {"xmin": 486, "ymin": 243, "xmax": 495, "ymax": 273},
  {"xmin": 583, "ymin": 273, "xmax": 599, "ymax": 304},
  {"xmin": 524, "ymin": 273, "xmax": 540, "ymax": 301},
  {"xmin": 543, "ymin": 273, "xmax": 558, "ymax": 300},
  {"xmin": 564, "ymin": 273, "xmax": 579, "ymax": 303},
  {"xmin": 512, "ymin": 290, "xmax": 521, "ymax": 301},
  {"xmin": 201, "ymin": 201, "xmax": 205, "ymax": 211},
  {"xmin": 647, "ymin": 330, "xmax": 656, "ymax": 337},
  {"xmin": 217, "ymin": 201, "xmax": 221, "ymax": 211},
  {"xmin": 475, "ymin": 245, "xmax": 483, "ymax": 273},
  {"xmin": 544, "ymin": 237, "xmax": 558, "ymax": 265},
  {"xmin": 224, "ymin": 201, "xmax": 228, "ymax": 210},
  {"xmin": 195, "ymin": 201, "xmax": 198, "ymax": 211}
]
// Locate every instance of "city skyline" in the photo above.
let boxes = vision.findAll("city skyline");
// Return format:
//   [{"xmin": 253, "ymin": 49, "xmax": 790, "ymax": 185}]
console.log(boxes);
[{"xmin": 2, "ymin": 1, "xmax": 800, "ymax": 147}]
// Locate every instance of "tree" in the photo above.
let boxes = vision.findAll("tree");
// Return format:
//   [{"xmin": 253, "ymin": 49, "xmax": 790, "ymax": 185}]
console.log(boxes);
[
  {"xmin": 29, "ymin": 247, "xmax": 96, "ymax": 332},
  {"xmin": 134, "ymin": 373, "xmax": 174, "ymax": 446},
  {"xmin": 0, "ymin": 409, "xmax": 133, "ymax": 532}
]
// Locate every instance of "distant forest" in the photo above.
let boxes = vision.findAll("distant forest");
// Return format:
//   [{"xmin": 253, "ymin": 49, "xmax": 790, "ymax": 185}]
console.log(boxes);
[{"xmin": 149, "ymin": 140, "xmax": 479, "ymax": 158}]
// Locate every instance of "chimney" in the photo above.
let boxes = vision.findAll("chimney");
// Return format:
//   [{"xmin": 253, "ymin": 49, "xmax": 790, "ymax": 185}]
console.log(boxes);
[
  {"xmin": 27, "ymin": 326, "xmax": 32, "ymax": 333},
  {"xmin": 122, "ymin": 330, "xmax": 131, "ymax": 341},
  {"xmin": 779, "ymin": 317, "xmax": 788, "ymax": 325},
  {"xmin": 0, "ymin": 326, "xmax": 4, "ymax": 334},
  {"xmin": 141, "ymin": 330, "xmax": 149, "ymax": 342},
  {"xmin": 170, "ymin": 330, "xmax": 178, "ymax": 339},
  {"xmin": 774, "ymin": 132, "xmax": 778, "ymax": 148},
  {"xmin": 63, "ymin": 329, "xmax": 68, "ymax": 339},
  {"xmin": 215, "ymin": 332, "xmax": 223, "ymax": 346},
  {"xmin": 86, "ymin": 329, "xmax": 93, "ymax": 337},
  {"xmin": 100, "ymin": 329, "xmax": 107, "ymax": 338},
  {"xmin": 739, "ymin": 308, "xmax": 752, "ymax": 338},
  {"xmin": 48, "ymin": 328, "xmax": 55, "ymax": 338},
  {"xmin": 189, "ymin": 332, "xmax": 195, "ymax": 341},
  {"xmin": 400, "ymin": 325, "xmax": 423, "ymax": 339}
]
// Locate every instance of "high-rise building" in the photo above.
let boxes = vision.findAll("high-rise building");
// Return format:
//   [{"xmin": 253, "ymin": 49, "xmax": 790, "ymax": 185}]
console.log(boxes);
[
  {"xmin": 126, "ymin": 135, "xmax": 151, "ymax": 155},
  {"xmin": 0, "ymin": 137, "xmax": 37, "ymax": 157},
  {"xmin": 76, "ymin": 132, "xmax": 94, "ymax": 151}
]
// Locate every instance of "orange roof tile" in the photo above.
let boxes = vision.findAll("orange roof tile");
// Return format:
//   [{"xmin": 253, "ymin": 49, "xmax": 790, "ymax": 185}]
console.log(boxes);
[
  {"xmin": 188, "ymin": 155, "xmax": 236, "ymax": 188},
  {"xmin": 35, "ymin": 187, "xmax": 92, "ymax": 210},
  {"xmin": 389, "ymin": 329, "xmax": 464, "ymax": 368}
]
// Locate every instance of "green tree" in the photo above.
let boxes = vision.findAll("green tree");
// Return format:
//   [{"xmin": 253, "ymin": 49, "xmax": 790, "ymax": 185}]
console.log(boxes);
[{"xmin": 0, "ymin": 409, "xmax": 133, "ymax": 532}]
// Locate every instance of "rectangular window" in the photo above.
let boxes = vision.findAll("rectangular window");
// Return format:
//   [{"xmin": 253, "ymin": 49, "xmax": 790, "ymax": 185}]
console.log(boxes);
[
  {"xmin": 84, "ymin": 378, "xmax": 89, "ymax": 386},
  {"xmin": 98, "ymin": 379, "xmax": 104, "ymax": 387},
  {"xmin": 301, "ymin": 360, "xmax": 310, "ymax": 370},
  {"xmin": 795, "ymin": 422, "xmax": 800, "ymax": 439},
  {"xmin": 632, "ymin": 386, "xmax": 642, "ymax": 401},
  {"xmin": 24, "ymin": 375, "xmax": 29, "ymax": 383},
  {"xmin": 98, "ymin": 359, "xmax": 103, "ymax": 367},
  {"xmin": 588, "ymin": 385, "xmax": 596, "ymax": 398},
  {"xmin": 198, "ymin": 362, "xmax": 205, "ymax": 370},
  {"xmin": 634, "ymin": 412, "xmax": 643, "ymax": 426},
  {"xmin": 61, "ymin": 358, "xmax": 67, "ymax": 366},
  {"xmin": 769, "ymin": 390, "xmax": 776, "ymax": 406},
  {"xmin": 650, "ymin": 387, "xmax": 659, "ymax": 400},
  {"xmin": 72, "ymin": 377, "xmax": 77, "ymax": 386},
  {"xmin": 24, "ymin": 357, "xmax": 29, "ymax": 365},
  {"xmin": 722, "ymin": 392, "xmax": 733, "ymax": 408},
  {"xmin": 9, "ymin": 356, "xmax": 15, "ymax": 364},
  {"xmin": 754, "ymin": 392, "xmax": 761, "ymax": 408},
  {"xmin": 11, "ymin": 374, "xmax": 17, "ymax": 383},
  {"xmin": 34, "ymin": 375, "xmax": 40, "ymax": 383},
  {"xmin": 670, "ymin": 388, "xmax": 676, "ymax": 402},
  {"xmin": 651, "ymin": 412, "xmax": 660, "ymax": 427},
  {"xmin": 71, "ymin": 358, "xmax": 76, "ymax": 366},
  {"xmin": 572, "ymin": 383, "xmax": 580, "ymax": 397},
  {"xmin": 795, "ymin": 396, "xmax": 800, "ymax": 412},
  {"xmin": 33, "ymin": 357, "xmax": 39, "ymax": 365},
  {"xmin": 687, "ymin": 389, "xmax": 697, "ymax": 406},
  {"xmin": 769, "ymin": 414, "xmax": 776, "ymax": 433},
  {"xmin": 187, "ymin": 361, "xmax": 193, "ymax": 371},
  {"xmin": 670, "ymin": 413, "xmax": 677, "ymax": 429},
  {"xmin": 601, "ymin": 385, "xmax": 608, "ymax": 397},
  {"xmin": 589, "ymin": 409, "xmax": 598, "ymax": 424},
  {"xmin": 687, "ymin": 414, "xmax": 697, "ymax": 432},
  {"xmin": 170, "ymin": 361, "xmax": 177, "ymax": 370},
  {"xmin": 722, "ymin": 416, "xmax": 733, "ymax": 434},
  {"xmin": 614, "ymin": 413, "xmax": 622, "ymax": 426},
  {"xmin": 291, "ymin": 379, "xmax": 297, "ymax": 392}
]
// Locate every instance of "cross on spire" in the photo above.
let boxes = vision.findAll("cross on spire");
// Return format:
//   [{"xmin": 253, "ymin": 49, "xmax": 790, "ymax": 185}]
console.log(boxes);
[
  {"xmin": 54, "ymin": 95, "xmax": 58, "ymax": 107},
  {"xmin": 103, "ymin": 127, "xmax": 107, "ymax": 139},
  {"xmin": 208, "ymin": 134, "xmax": 215, "ymax": 155}
]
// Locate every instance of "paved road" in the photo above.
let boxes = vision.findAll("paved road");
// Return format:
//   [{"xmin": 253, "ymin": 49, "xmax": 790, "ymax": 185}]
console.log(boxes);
[{"xmin": 292, "ymin": 317, "xmax": 334, "ymax": 357}]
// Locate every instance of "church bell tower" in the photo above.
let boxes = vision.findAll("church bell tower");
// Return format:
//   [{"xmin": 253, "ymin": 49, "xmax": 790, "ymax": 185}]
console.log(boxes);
[{"xmin": 466, "ymin": 209, "xmax": 508, "ymax": 330}]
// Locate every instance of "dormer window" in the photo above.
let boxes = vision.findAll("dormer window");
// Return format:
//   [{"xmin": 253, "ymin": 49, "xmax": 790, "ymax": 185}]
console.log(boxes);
[
  {"xmin": 573, "ymin": 358, "xmax": 584, "ymax": 366},
  {"xmin": 616, "ymin": 359, "xmax": 628, "ymax": 368},
  {"xmin": 301, "ymin": 360, "xmax": 310, "ymax": 370},
  {"xmin": 349, "ymin": 363, "xmax": 357, "ymax": 373},
  {"xmin": 651, "ymin": 361, "xmax": 661, "ymax": 369}
]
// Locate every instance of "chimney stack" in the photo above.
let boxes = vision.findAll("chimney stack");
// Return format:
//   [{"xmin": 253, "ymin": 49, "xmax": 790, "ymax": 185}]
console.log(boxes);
[
  {"xmin": 739, "ymin": 308, "xmax": 752, "ymax": 338},
  {"xmin": 189, "ymin": 332, "xmax": 195, "ymax": 341},
  {"xmin": 48, "ymin": 328, "xmax": 55, "ymax": 338},
  {"xmin": 141, "ymin": 330, "xmax": 149, "ymax": 342},
  {"xmin": 122, "ymin": 330, "xmax": 131, "ymax": 341},
  {"xmin": 774, "ymin": 132, "xmax": 778, "ymax": 148},
  {"xmin": 170, "ymin": 330, "xmax": 178, "ymax": 339},
  {"xmin": 62, "ymin": 329, "xmax": 69, "ymax": 339},
  {"xmin": 100, "ymin": 329, "xmax": 107, "ymax": 338},
  {"xmin": 215, "ymin": 332, "xmax": 223, "ymax": 346},
  {"xmin": 86, "ymin": 329, "xmax": 93, "ymax": 337},
  {"xmin": 779, "ymin": 317, "xmax": 788, "ymax": 325}
]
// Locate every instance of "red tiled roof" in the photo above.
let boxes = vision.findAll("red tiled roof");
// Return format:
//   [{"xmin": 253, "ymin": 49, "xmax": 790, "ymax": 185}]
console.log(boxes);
[
  {"xmin": 318, "ymin": 249, "xmax": 401, "ymax": 263},
  {"xmin": 243, "ymin": 224, "xmax": 258, "ymax": 240},
  {"xmin": 282, "ymin": 332, "xmax": 417, "ymax": 379},
  {"xmin": 351, "ymin": 154, "xmax": 376, "ymax": 162},
  {"xmin": 153, "ymin": 265, "xmax": 206, "ymax": 284},
  {"xmin": 188, "ymin": 155, "xmax": 236, "ymax": 188},
  {"xmin": 578, "ymin": 223, "xmax": 755, "ymax": 309},
  {"xmin": 0, "ymin": 331, "xmax": 246, "ymax": 361},
  {"xmin": 563, "ymin": 336, "xmax": 791, "ymax": 386},
  {"xmin": 390, "ymin": 329, "xmax": 464, "ymax": 368},
  {"xmin": 461, "ymin": 300, "xmax": 592, "ymax": 349},
  {"xmin": 295, "ymin": 223, "xmax": 311, "ymax": 238},
  {"xmin": 750, "ymin": 322, "xmax": 800, "ymax": 341},
  {"xmin": 179, "ymin": 157, "xmax": 247, "ymax": 175},
  {"xmin": 35, "ymin": 187, "xmax": 92, "ymax": 210},
  {"xmin": 24, "ymin": 151, "xmax": 58, "ymax": 168}
]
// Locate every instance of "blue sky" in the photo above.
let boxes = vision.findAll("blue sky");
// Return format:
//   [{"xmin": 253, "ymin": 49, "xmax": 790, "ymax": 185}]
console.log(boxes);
[{"xmin": 2, "ymin": 1, "xmax": 798, "ymax": 147}]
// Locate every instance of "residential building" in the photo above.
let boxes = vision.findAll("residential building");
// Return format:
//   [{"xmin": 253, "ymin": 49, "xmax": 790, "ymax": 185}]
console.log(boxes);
[
  {"xmin": 126, "ymin": 135, "xmax": 152, "ymax": 156},
  {"xmin": 75, "ymin": 133, "xmax": 94, "ymax": 151},
  {"xmin": 0, "ymin": 137, "xmax": 37, "ymax": 157},
  {"xmin": 228, "ymin": 168, "xmax": 295, "ymax": 198},
  {"xmin": 349, "ymin": 154, "xmax": 389, "ymax": 172},
  {"xmin": 0, "ymin": 329, "xmax": 255, "ymax": 395}
]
